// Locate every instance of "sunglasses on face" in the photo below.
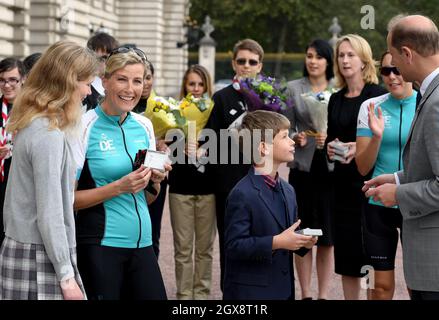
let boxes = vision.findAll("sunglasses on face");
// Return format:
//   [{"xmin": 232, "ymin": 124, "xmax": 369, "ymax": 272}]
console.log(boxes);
[
  {"xmin": 235, "ymin": 58, "xmax": 259, "ymax": 66},
  {"xmin": 108, "ymin": 46, "xmax": 148, "ymax": 63},
  {"xmin": 380, "ymin": 66, "xmax": 401, "ymax": 76}
]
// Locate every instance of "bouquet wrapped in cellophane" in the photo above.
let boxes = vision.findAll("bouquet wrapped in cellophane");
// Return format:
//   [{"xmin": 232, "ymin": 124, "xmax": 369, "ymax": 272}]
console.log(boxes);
[
  {"xmin": 144, "ymin": 96, "xmax": 186, "ymax": 139},
  {"xmin": 239, "ymin": 74, "xmax": 293, "ymax": 113},
  {"xmin": 301, "ymin": 89, "xmax": 337, "ymax": 137},
  {"xmin": 179, "ymin": 93, "xmax": 214, "ymax": 139}
]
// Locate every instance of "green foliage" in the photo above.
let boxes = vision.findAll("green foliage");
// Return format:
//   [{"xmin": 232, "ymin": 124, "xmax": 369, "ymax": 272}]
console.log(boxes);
[{"xmin": 190, "ymin": 0, "xmax": 437, "ymax": 60}]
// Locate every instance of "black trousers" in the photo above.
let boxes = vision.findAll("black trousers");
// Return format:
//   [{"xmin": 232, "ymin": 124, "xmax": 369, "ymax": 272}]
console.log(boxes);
[
  {"xmin": 411, "ymin": 289, "xmax": 439, "ymax": 300},
  {"xmin": 148, "ymin": 178, "xmax": 168, "ymax": 258},
  {"xmin": 77, "ymin": 244, "xmax": 167, "ymax": 300}
]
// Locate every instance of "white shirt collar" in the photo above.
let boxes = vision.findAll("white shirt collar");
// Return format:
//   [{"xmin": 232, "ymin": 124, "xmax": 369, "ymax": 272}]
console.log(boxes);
[
  {"xmin": 92, "ymin": 76, "xmax": 105, "ymax": 96},
  {"xmin": 420, "ymin": 67, "xmax": 439, "ymax": 96}
]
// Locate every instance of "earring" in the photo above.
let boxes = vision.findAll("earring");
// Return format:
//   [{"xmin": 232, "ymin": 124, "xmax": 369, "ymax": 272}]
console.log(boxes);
[{"xmin": 361, "ymin": 65, "xmax": 365, "ymax": 70}]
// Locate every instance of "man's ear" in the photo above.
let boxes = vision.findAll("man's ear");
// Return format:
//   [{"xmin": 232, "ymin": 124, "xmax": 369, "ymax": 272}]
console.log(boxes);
[
  {"xmin": 256, "ymin": 62, "xmax": 263, "ymax": 74},
  {"xmin": 401, "ymin": 46, "xmax": 413, "ymax": 64}
]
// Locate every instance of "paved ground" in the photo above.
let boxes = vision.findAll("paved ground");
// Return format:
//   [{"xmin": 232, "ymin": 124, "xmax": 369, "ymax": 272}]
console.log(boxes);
[{"xmin": 158, "ymin": 164, "xmax": 410, "ymax": 300}]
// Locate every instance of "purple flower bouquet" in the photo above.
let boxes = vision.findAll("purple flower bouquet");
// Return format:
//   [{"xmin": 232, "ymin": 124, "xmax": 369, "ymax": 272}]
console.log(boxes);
[{"xmin": 239, "ymin": 74, "xmax": 293, "ymax": 113}]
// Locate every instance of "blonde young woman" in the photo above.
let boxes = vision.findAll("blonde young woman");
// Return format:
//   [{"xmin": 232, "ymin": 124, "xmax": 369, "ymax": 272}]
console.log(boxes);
[
  {"xmin": 73, "ymin": 46, "xmax": 169, "ymax": 300},
  {"xmin": 326, "ymin": 34, "xmax": 386, "ymax": 300},
  {"xmin": 168, "ymin": 64, "xmax": 217, "ymax": 300},
  {"xmin": 0, "ymin": 41, "xmax": 97, "ymax": 300}
]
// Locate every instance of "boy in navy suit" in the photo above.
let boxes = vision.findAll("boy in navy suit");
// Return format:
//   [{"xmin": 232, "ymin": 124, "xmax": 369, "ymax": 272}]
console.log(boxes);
[{"xmin": 224, "ymin": 110, "xmax": 317, "ymax": 300}]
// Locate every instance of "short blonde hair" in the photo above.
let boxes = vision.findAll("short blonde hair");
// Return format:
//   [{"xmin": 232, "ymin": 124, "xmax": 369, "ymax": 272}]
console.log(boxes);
[
  {"xmin": 104, "ymin": 50, "xmax": 147, "ymax": 79},
  {"xmin": 334, "ymin": 34, "xmax": 379, "ymax": 88},
  {"xmin": 8, "ymin": 41, "xmax": 98, "ymax": 133}
]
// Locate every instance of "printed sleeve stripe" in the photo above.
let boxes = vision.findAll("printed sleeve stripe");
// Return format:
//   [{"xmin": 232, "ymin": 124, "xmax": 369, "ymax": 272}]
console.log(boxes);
[
  {"xmin": 75, "ymin": 109, "xmax": 98, "ymax": 179},
  {"xmin": 357, "ymin": 128, "xmax": 373, "ymax": 137},
  {"xmin": 357, "ymin": 93, "xmax": 390, "ymax": 130},
  {"xmin": 131, "ymin": 112, "xmax": 156, "ymax": 151}
]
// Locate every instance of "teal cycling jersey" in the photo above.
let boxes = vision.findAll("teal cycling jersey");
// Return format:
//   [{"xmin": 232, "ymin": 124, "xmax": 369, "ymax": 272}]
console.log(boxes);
[
  {"xmin": 357, "ymin": 92, "xmax": 416, "ymax": 206},
  {"xmin": 74, "ymin": 105, "xmax": 156, "ymax": 248}
]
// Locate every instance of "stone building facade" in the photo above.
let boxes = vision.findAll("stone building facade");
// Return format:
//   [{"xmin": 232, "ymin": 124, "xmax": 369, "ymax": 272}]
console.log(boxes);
[{"xmin": 0, "ymin": 0, "xmax": 189, "ymax": 96}]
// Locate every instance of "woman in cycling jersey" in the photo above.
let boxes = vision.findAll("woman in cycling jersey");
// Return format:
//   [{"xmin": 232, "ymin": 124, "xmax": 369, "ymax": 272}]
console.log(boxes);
[
  {"xmin": 73, "ymin": 46, "xmax": 170, "ymax": 300},
  {"xmin": 356, "ymin": 51, "xmax": 416, "ymax": 300}
]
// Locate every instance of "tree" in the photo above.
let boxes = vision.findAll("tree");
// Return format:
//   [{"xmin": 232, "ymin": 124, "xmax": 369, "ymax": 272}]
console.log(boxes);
[
  {"xmin": 190, "ymin": 0, "xmax": 439, "ymax": 80},
  {"xmin": 190, "ymin": 0, "xmax": 433, "ymax": 55}
]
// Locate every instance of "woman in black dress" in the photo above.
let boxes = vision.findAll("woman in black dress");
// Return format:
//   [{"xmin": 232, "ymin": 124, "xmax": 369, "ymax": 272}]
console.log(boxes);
[{"xmin": 326, "ymin": 34, "xmax": 386, "ymax": 299}]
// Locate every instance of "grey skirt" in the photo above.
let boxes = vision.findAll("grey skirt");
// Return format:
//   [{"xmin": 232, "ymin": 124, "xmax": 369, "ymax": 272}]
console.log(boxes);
[{"xmin": 0, "ymin": 237, "xmax": 85, "ymax": 300}]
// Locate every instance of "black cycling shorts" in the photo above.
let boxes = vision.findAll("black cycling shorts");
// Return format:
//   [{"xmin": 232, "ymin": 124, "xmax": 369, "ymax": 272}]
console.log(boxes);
[
  {"xmin": 361, "ymin": 203, "xmax": 402, "ymax": 271},
  {"xmin": 77, "ymin": 244, "xmax": 167, "ymax": 300}
]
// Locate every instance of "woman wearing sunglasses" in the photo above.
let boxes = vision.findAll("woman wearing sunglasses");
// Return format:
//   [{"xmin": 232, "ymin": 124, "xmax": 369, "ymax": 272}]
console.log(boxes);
[
  {"xmin": 355, "ymin": 51, "xmax": 416, "ymax": 300},
  {"xmin": 73, "ymin": 46, "xmax": 169, "ymax": 300}
]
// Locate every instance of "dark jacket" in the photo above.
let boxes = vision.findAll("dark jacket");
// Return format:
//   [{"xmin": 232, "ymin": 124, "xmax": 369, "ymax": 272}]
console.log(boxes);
[
  {"xmin": 326, "ymin": 83, "xmax": 387, "ymax": 183},
  {"xmin": 0, "ymin": 96, "xmax": 12, "ymax": 245},
  {"xmin": 82, "ymin": 85, "xmax": 102, "ymax": 111},
  {"xmin": 205, "ymin": 84, "xmax": 251, "ymax": 194},
  {"xmin": 223, "ymin": 167, "xmax": 306, "ymax": 300}
]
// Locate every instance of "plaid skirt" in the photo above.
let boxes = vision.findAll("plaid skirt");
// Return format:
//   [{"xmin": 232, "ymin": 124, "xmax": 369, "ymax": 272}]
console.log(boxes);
[{"xmin": 0, "ymin": 237, "xmax": 85, "ymax": 300}]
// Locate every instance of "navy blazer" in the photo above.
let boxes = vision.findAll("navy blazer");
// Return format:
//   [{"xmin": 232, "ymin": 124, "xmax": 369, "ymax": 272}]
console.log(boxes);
[{"xmin": 223, "ymin": 167, "xmax": 304, "ymax": 300}]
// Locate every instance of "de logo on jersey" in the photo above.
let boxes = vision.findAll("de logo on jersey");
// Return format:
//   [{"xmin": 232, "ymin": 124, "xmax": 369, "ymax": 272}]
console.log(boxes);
[{"xmin": 99, "ymin": 133, "xmax": 116, "ymax": 152}]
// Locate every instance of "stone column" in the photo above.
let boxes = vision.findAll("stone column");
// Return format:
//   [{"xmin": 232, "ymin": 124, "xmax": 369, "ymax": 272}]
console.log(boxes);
[
  {"xmin": 162, "ymin": 0, "xmax": 189, "ymax": 97},
  {"xmin": 29, "ymin": 0, "xmax": 118, "ymax": 53},
  {"xmin": 11, "ymin": 0, "xmax": 30, "ymax": 57},
  {"xmin": 0, "ymin": 0, "xmax": 30, "ymax": 58},
  {"xmin": 117, "ymin": 0, "xmax": 189, "ymax": 97},
  {"xmin": 198, "ymin": 16, "xmax": 216, "ymax": 87}
]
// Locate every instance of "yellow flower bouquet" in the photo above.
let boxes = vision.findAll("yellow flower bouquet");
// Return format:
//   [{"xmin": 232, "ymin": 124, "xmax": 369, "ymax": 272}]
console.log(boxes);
[
  {"xmin": 144, "ymin": 96, "xmax": 186, "ymax": 139},
  {"xmin": 179, "ymin": 93, "xmax": 214, "ymax": 139}
]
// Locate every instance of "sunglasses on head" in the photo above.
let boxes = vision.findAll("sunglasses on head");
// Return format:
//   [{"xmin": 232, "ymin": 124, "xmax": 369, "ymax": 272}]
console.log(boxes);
[
  {"xmin": 380, "ymin": 66, "xmax": 401, "ymax": 76},
  {"xmin": 235, "ymin": 58, "xmax": 259, "ymax": 66},
  {"xmin": 108, "ymin": 46, "xmax": 148, "ymax": 63}
]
